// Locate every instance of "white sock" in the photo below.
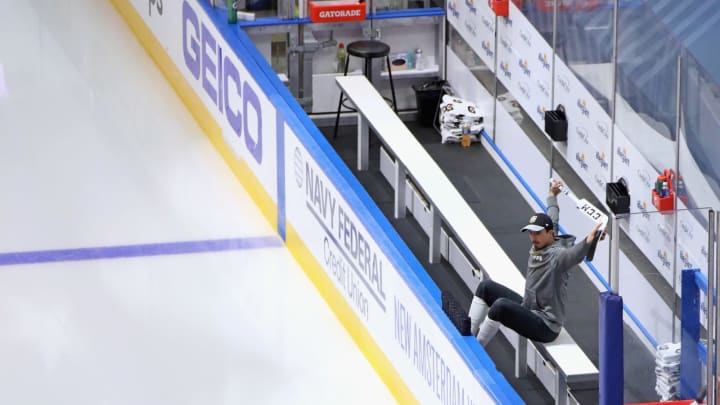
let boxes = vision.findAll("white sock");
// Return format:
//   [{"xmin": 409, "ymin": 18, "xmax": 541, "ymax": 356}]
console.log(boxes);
[
  {"xmin": 468, "ymin": 296, "xmax": 489, "ymax": 336},
  {"xmin": 476, "ymin": 318, "xmax": 500, "ymax": 346}
]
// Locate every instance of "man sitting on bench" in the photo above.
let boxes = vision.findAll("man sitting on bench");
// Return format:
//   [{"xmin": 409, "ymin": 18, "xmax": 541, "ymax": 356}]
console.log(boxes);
[{"xmin": 468, "ymin": 179, "xmax": 605, "ymax": 346}]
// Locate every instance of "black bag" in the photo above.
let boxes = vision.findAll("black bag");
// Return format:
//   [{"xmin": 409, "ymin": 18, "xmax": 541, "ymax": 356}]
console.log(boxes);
[
  {"xmin": 606, "ymin": 177, "xmax": 630, "ymax": 214},
  {"xmin": 544, "ymin": 104, "xmax": 568, "ymax": 142},
  {"xmin": 441, "ymin": 291, "xmax": 472, "ymax": 336}
]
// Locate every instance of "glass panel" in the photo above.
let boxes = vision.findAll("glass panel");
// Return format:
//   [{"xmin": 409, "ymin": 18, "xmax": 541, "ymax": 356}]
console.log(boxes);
[
  {"xmin": 617, "ymin": 208, "xmax": 711, "ymax": 402},
  {"xmin": 615, "ymin": 1, "xmax": 680, "ymax": 179},
  {"xmin": 515, "ymin": 0, "xmax": 554, "ymax": 45},
  {"xmin": 495, "ymin": 4, "xmax": 553, "ymax": 133},
  {"xmin": 448, "ymin": 25, "xmax": 494, "ymax": 93},
  {"xmin": 554, "ymin": 0, "xmax": 613, "ymax": 115},
  {"xmin": 680, "ymin": 52, "xmax": 720, "ymax": 211}
]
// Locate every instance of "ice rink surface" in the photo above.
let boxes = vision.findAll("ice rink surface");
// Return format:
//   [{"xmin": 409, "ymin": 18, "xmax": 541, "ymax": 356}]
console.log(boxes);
[{"xmin": 0, "ymin": 0, "xmax": 396, "ymax": 403}]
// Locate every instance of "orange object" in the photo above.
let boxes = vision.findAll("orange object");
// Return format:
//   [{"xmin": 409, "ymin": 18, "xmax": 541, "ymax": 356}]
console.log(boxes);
[
  {"xmin": 309, "ymin": 1, "xmax": 366, "ymax": 23},
  {"xmin": 652, "ymin": 189, "xmax": 674, "ymax": 212},
  {"xmin": 651, "ymin": 169, "xmax": 676, "ymax": 213},
  {"xmin": 489, "ymin": 0, "xmax": 509, "ymax": 16}
]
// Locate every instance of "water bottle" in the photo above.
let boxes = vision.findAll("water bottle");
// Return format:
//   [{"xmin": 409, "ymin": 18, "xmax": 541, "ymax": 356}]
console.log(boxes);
[
  {"xmin": 226, "ymin": 0, "xmax": 237, "ymax": 23},
  {"xmin": 461, "ymin": 120, "xmax": 472, "ymax": 148},
  {"xmin": 655, "ymin": 175, "xmax": 665, "ymax": 195},
  {"xmin": 414, "ymin": 48, "xmax": 423, "ymax": 70},
  {"xmin": 336, "ymin": 43, "xmax": 347, "ymax": 73}
]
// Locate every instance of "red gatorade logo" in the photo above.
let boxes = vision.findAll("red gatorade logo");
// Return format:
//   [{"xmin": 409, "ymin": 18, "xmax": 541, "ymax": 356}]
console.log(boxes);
[{"xmin": 309, "ymin": 1, "xmax": 366, "ymax": 22}]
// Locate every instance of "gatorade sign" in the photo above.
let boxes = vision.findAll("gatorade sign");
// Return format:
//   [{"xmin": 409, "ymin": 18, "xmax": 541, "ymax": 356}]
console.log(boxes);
[{"xmin": 309, "ymin": 1, "xmax": 366, "ymax": 23}]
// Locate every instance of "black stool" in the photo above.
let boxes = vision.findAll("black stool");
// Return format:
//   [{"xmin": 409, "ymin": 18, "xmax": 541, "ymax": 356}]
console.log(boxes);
[{"xmin": 333, "ymin": 40, "xmax": 398, "ymax": 138}]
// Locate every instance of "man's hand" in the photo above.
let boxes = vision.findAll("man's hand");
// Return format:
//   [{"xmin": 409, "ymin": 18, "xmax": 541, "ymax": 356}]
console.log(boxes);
[
  {"xmin": 550, "ymin": 179, "xmax": 563, "ymax": 197},
  {"xmin": 586, "ymin": 222, "xmax": 607, "ymax": 244}
]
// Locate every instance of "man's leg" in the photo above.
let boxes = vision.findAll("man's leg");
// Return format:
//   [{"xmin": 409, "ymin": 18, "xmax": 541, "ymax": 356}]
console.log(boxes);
[
  {"xmin": 471, "ymin": 281, "xmax": 522, "ymax": 340},
  {"xmin": 484, "ymin": 298, "xmax": 558, "ymax": 343},
  {"xmin": 468, "ymin": 296, "xmax": 489, "ymax": 336},
  {"xmin": 477, "ymin": 316, "xmax": 502, "ymax": 345}
]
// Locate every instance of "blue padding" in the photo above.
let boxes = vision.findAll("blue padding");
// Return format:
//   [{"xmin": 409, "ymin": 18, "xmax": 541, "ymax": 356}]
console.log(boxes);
[
  {"xmin": 681, "ymin": 269, "xmax": 702, "ymax": 399},
  {"xmin": 599, "ymin": 292, "xmax": 624, "ymax": 405},
  {"xmin": 238, "ymin": 17, "xmax": 311, "ymax": 27}
]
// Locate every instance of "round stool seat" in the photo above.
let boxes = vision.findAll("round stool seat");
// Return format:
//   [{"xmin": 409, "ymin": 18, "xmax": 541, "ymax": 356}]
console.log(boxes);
[
  {"xmin": 333, "ymin": 39, "xmax": 397, "ymax": 138},
  {"xmin": 346, "ymin": 40, "xmax": 391, "ymax": 59}
]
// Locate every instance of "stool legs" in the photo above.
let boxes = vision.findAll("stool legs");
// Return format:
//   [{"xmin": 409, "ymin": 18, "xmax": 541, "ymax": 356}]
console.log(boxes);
[
  {"xmin": 334, "ymin": 54, "xmax": 398, "ymax": 139},
  {"xmin": 385, "ymin": 56, "xmax": 398, "ymax": 112},
  {"xmin": 333, "ymin": 56, "xmax": 351, "ymax": 139}
]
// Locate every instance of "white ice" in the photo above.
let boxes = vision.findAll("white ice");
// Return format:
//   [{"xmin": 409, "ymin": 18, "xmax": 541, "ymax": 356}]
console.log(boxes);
[{"xmin": 0, "ymin": 0, "xmax": 397, "ymax": 404}]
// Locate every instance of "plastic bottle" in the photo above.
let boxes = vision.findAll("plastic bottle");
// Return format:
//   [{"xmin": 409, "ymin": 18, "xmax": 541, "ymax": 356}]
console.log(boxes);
[
  {"xmin": 461, "ymin": 120, "xmax": 472, "ymax": 148},
  {"xmin": 226, "ymin": 0, "xmax": 238, "ymax": 23},
  {"xmin": 336, "ymin": 43, "xmax": 347, "ymax": 74},
  {"xmin": 662, "ymin": 181, "xmax": 669, "ymax": 198},
  {"xmin": 406, "ymin": 51, "xmax": 414, "ymax": 70},
  {"xmin": 655, "ymin": 175, "xmax": 665, "ymax": 195},
  {"xmin": 414, "ymin": 48, "xmax": 423, "ymax": 70}
]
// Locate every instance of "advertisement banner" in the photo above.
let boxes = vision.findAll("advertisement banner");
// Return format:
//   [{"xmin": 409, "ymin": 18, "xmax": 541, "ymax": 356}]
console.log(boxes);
[
  {"xmin": 553, "ymin": 60, "xmax": 611, "ymax": 201},
  {"xmin": 285, "ymin": 132, "xmax": 496, "ymax": 405},
  {"xmin": 495, "ymin": 2, "xmax": 552, "ymax": 131},
  {"xmin": 677, "ymin": 210, "xmax": 708, "ymax": 277},
  {"xmin": 619, "ymin": 252, "xmax": 674, "ymax": 345},
  {"xmin": 125, "ymin": 0, "xmax": 278, "ymax": 206},
  {"xmin": 447, "ymin": 0, "xmax": 496, "ymax": 72},
  {"xmin": 613, "ymin": 127, "xmax": 675, "ymax": 282},
  {"xmin": 613, "ymin": 127, "xmax": 709, "ymax": 289}
]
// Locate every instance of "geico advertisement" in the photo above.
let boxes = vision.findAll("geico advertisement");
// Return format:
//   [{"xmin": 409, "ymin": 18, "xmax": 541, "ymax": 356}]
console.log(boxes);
[
  {"xmin": 285, "ymin": 132, "xmax": 494, "ymax": 404},
  {"xmin": 126, "ymin": 0, "xmax": 278, "ymax": 202}
]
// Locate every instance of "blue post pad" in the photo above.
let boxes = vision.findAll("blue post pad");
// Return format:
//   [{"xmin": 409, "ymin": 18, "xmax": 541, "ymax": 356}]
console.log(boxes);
[
  {"xmin": 599, "ymin": 291, "xmax": 623, "ymax": 405},
  {"xmin": 680, "ymin": 269, "xmax": 701, "ymax": 399}
]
